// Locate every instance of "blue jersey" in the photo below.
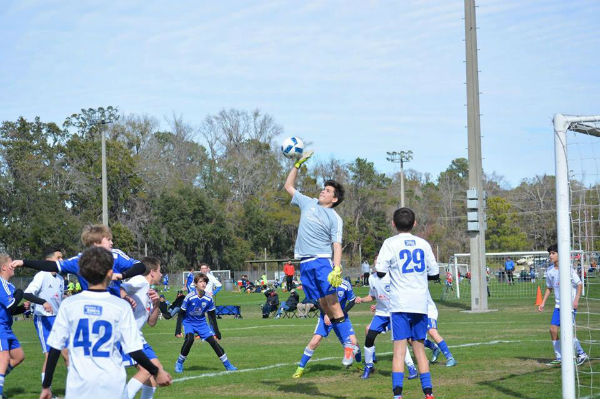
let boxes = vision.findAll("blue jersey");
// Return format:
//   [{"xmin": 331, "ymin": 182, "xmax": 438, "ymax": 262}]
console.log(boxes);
[
  {"xmin": 163, "ymin": 275, "xmax": 169, "ymax": 285},
  {"xmin": 57, "ymin": 249, "xmax": 139, "ymax": 296},
  {"xmin": 291, "ymin": 191, "xmax": 343, "ymax": 259},
  {"xmin": 0, "ymin": 277, "xmax": 16, "ymax": 332},
  {"xmin": 185, "ymin": 273, "xmax": 195, "ymax": 292},
  {"xmin": 181, "ymin": 292, "xmax": 215, "ymax": 325},
  {"xmin": 336, "ymin": 279, "xmax": 356, "ymax": 313}
]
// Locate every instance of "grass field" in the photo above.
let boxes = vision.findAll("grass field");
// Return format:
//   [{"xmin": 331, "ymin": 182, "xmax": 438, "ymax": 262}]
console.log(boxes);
[{"xmin": 5, "ymin": 279, "xmax": 598, "ymax": 399}]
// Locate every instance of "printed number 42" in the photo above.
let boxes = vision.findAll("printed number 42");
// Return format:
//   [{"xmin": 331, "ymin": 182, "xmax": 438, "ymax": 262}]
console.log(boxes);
[
  {"xmin": 73, "ymin": 318, "xmax": 113, "ymax": 357},
  {"xmin": 399, "ymin": 249, "xmax": 426, "ymax": 273}
]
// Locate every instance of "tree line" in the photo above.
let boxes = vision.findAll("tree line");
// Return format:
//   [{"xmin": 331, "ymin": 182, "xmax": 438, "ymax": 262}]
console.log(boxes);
[{"xmin": 0, "ymin": 107, "xmax": 563, "ymax": 274}]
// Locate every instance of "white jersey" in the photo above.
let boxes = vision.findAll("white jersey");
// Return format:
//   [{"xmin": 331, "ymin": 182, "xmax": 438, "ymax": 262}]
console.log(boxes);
[
  {"xmin": 368, "ymin": 272, "xmax": 391, "ymax": 317},
  {"xmin": 121, "ymin": 275, "xmax": 152, "ymax": 343},
  {"xmin": 375, "ymin": 232, "xmax": 439, "ymax": 314},
  {"xmin": 427, "ymin": 291, "xmax": 438, "ymax": 320},
  {"xmin": 47, "ymin": 290, "xmax": 143, "ymax": 399},
  {"xmin": 545, "ymin": 265, "xmax": 582, "ymax": 309},
  {"xmin": 24, "ymin": 271, "xmax": 64, "ymax": 316},
  {"xmin": 206, "ymin": 271, "xmax": 222, "ymax": 295}
]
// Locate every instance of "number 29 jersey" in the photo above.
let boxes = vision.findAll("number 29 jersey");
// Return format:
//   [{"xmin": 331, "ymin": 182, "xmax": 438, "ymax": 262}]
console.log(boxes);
[
  {"xmin": 47, "ymin": 290, "xmax": 143, "ymax": 399},
  {"xmin": 375, "ymin": 232, "xmax": 439, "ymax": 315}
]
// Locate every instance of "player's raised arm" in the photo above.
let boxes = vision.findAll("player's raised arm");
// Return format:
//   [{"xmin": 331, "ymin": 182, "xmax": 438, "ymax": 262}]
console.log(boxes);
[
  {"xmin": 11, "ymin": 259, "xmax": 59, "ymax": 273},
  {"xmin": 284, "ymin": 150, "xmax": 313, "ymax": 196}
]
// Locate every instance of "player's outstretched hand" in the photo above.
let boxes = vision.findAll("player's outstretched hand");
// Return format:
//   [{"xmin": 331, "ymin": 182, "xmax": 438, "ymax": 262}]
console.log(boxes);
[
  {"xmin": 155, "ymin": 369, "xmax": 172, "ymax": 386},
  {"xmin": 10, "ymin": 260, "xmax": 23, "ymax": 268},
  {"xmin": 39, "ymin": 388, "xmax": 53, "ymax": 399},
  {"xmin": 294, "ymin": 150, "xmax": 314, "ymax": 169},
  {"xmin": 112, "ymin": 272, "xmax": 123, "ymax": 281},
  {"xmin": 327, "ymin": 266, "xmax": 343, "ymax": 287},
  {"xmin": 148, "ymin": 289, "xmax": 159, "ymax": 304},
  {"xmin": 123, "ymin": 295, "xmax": 137, "ymax": 309},
  {"xmin": 42, "ymin": 302, "xmax": 53, "ymax": 314}
]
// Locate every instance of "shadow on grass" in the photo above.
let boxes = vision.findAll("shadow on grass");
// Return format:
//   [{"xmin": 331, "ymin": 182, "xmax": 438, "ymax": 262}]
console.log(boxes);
[
  {"xmin": 186, "ymin": 364, "xmax": 220, "ymax": 372},
  {"xmin": 5, "ymin": 387, "xmax": 25, "ymax": 397},
  {"xmin": 516, "ymin": 356, "xmax": 554, "ymax": 365},
  {"xmin": 477, "ymin": 366, "xmax": 555, "ymax": 398}
]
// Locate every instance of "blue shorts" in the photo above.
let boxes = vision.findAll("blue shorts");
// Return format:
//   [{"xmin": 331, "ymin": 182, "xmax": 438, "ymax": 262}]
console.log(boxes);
[
  {"xmin": 391, "ymin": 312, "xmax": 428, "ymax": 341},
  {"xmin": 183, "ymin": 321, "xmax": 215, "ymax": 340},
  {"xmin": 369, "ymin": 315, "xmax": 391, "ymax": 333},
  {"xmin": 0, "ymin": 330, "xmax": 21, "ymax": 352},
  {"xmin": 313, "ymin": 315, "xmax": 354, "ymax": 344},
  {"xmin": 300, "ymin": 258, "xmax": 336, "ymax": 301},
  {"xmin": 122, "ymin": 343, "xmax": 157, "ymax": 367},
  {"xmin": 34, "ymin": 315, "xmax": 56, "ymax": 353},
  {"xmin": 551, "ymin": 308, "xmax": 577, "ymax": 326},
  {"xmin": 427, "ymin": 318, "xmax": 438, "ymax": 330}
]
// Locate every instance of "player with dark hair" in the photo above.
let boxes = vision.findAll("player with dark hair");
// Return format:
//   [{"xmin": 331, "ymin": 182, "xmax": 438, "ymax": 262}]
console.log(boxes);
[
  {"xmin": 284, "ymin": 151, "xmax": 357, "ymax": 366},
  {"xmin": 376, "ymin": 207, "xmax": 439, "ymax": 399},
  {"xmin": 122, "ymin": 257, "xmax": 166, "ymax": 399},
  {"xmin": 174, "ymin": 273, "xmax": 237, "ymax": 373},
  {"xmin": 538, "ymin": 243, "xmax": 588, "ymax": 365},
  {"xmin": 39, "ymin": 247, "xmax": 171, "ymax": 399}
]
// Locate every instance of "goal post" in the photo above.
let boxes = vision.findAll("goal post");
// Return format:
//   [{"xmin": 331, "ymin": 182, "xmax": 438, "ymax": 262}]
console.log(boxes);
[{"xmin": 554, "ymin": 113, "xmax": 600, "ymax": 399}]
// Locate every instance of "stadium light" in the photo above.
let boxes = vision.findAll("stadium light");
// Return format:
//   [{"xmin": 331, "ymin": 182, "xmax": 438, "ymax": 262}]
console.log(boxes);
[{"xmin": 386, "ymin": 150, "xmax": 413, "ymax": 207}]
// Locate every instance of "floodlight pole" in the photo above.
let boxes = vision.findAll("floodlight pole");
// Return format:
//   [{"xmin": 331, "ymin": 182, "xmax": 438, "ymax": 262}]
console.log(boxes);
[
  {"xmin": 464, "ymin": 0, "xmax": 488, "ymax": 312},
  {"xmin": 386, "ymin": 150, "xmax": 413, "ymax": 207}
]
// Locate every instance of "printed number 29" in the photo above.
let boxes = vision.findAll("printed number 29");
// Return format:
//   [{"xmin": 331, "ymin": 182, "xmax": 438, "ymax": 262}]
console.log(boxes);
[
  {"xmin": 399, "ymin": 249, "xmax": 426, "ymax": 274},
  {"xmin": 73, "ymin": 318, "xmax": 112, "ymax": 357}
]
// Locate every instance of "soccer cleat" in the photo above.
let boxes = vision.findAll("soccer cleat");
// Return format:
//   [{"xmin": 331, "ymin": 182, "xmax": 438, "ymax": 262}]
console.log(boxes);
[
  {"xmin": 546, "ymin": 358, "xmax": 561, "ymax": 366},
  {"xmin": 576, "ymin": 353, "xmax": 589, "ymax": 366},
  {"xmin": 224, "ymin": 362, "xmax": 238, "ymax": 371},
  {"xmin": 292, "ymin": 366, "xmax": 304, "ymax": 378},
  {"xmin": 361, "ymin": 365, "xmax": 374, "ymax": 379},
  {"xmin": 446, "ymin": 357, "xmax": 457, "ymax": 367},
  {"xmin": 342, "ymin": 346, "xmax": 355, "ymax": 367},
  {"xmin": 174, "ymin": 360, "xmax": 184, "ymax": 373},
  {"xmin": 430, "ymin": 346, "xmax": 441, "ymax": 363},
  {"xmin": 408, "ymin": 365, "xmax": 418, "ymax": 379},
  {"xmin": 425, "ymin": 394, "xmax": 435, "ymax": 399}
]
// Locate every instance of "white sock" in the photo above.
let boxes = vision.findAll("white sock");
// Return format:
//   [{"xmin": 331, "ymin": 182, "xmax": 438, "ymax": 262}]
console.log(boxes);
[
  {"xmin": 140, "ymin": 385, "xmax": 156, "ymax": 399},
  {"xmin": 219, "ymin": 354, "xmax": 228, "ymax": 363},
  {"xmin": 364, "ymin": 345, "xmax": 375, "ymax": 365},
  {"xmin": 574, "ymin": 338, "xmax": 585, "ymax": 355},
  {"xmin": 405, "ymin": 348, "xmax": 415, "ymax": 368},
  {"xmin": 552, "ymin": 340, "xmax": 562, "ymax": 360},
  {"xmin": 41, "ymin": 372, "xmax": 45, "ymax": 383},
  {"xmin": 127, "ymin": 378, "xmax": 144, "ymax": 399}
]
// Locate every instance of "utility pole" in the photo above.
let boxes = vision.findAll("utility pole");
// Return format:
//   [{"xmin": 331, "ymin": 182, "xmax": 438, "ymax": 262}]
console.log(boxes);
[
  {"xmin": 386, "ymin": 150, "xmax": 413, "ymax": 207},
  {"xmin": 89, "ymin": 114, "xmax": 114, "ymax": 226},
  {"xmin": 464, "ymin": 0, "xmax": 488, "ymax": 311}
]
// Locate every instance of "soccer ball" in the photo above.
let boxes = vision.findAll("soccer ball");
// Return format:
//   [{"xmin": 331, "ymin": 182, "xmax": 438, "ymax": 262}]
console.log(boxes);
[{"xmin": 281, "ymin": 136, "xmax": 304, "ymax": 159}]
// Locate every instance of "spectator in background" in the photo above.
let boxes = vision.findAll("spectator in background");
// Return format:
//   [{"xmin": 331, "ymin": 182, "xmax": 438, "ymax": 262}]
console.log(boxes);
[
  {"xmin": 504, "ymin": 257, "xmax": 515, "ymax": 285},
  {"xmin": 297, "ymin": 297, "xmax": 320, "ymax": 318},
  {"xmin": 74, "ymin": 281, "xmax": 81, "ymax": 293},
  {"xmin": 66, "ymin": 280, "xmax": 75, "ymax": 296},
  {"xmin": 283, "ymin": 262, "xmax": 295, "ymax": 292},
  {"xmin": 261, "ymin": 288, "xmax": 279, "ymax": 318},
  {"xmin": 588, "ymin": 259, "xmax": 598, "ymax": 274},
  {"xmin": 185, "ymin": 268, "xmax": 195, "ymax": 293},
  {"xmin": 275, "ymin": 289, "xmax": 300, "ymax": 318},
  {"xmin": 361, "ymin": 259, "xmax": 370, "ymax": 286}
]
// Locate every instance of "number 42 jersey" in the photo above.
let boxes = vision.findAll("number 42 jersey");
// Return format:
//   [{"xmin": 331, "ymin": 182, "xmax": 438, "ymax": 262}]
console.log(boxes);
[
  {"xmin": 375, "ymin": 232, "xmax": 439, "ymax": 315},
  {"xmin": 47, "ymin": 290, "xmax": 143, "ymax": 399}
]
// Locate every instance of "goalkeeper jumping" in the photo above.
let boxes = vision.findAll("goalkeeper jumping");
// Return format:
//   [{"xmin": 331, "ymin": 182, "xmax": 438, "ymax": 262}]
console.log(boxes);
[{"xmin": 284, "ymin": 151, "xmax": 357, "ymax": 371}]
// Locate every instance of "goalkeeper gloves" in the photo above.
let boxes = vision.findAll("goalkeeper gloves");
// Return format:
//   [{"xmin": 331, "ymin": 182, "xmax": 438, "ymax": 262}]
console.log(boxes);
[
  {"xmin": 327, "ymin": 266, "xmax": 343, "ymax": 287},
  {"xmin": 294, "ymin": 150, "xmax": 314, "ymax": 169}
]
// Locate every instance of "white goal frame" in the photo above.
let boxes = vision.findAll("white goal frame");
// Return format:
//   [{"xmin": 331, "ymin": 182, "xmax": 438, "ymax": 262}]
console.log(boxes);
[
  {"xmin": 554, "ymin": 113, "xmax": 600, "ymax": 399},
  {"xmin": 180, "ymin": 270, "xmax": 231, "ymax": 287}
]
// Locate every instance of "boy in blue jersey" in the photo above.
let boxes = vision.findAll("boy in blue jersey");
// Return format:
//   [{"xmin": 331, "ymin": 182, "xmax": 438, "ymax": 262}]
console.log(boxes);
[
  {"xmin": 292, "ymin": 279, "xmax": 361, "ymax": 378},
  {"xmin": 162, "ymin": 273, "xmax": 169, "ymax": 292},
  {"xmin": 376, "ymin": 208, "xmax": 440, "ymax": 399},
  {"xmin": 185, "ymin": 268, "xmax": 195, "ymax": 293},
  {"xmin": 284, "ymin": 151, "xmax": 357, "ymax": 366},
  {"xmin": 11, "ymin": 224, "xmax": 146, "ymax": 299},
  {"xmin": 0, "ymin": 253, "xmax": 28, "ymax": 398},
  {"xmin": 174, "ymin": 273, "xmax": 237, "ymax": 373}
]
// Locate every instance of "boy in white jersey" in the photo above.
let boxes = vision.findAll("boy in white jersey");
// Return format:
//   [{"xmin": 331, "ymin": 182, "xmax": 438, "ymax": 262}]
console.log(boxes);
[
  {"xmin": 537, "ymin": 243, "xmax": 588, "ymax": 365},
  {"xmin": 199, "ymin": 263, "xmax": 222, "ymax": 297},
  {"xmin": 376, "ymin": 208, "xmax": 439, "ymax": 399},
  {"xmin": 40, "ymin": 247, "xmax": 171, "ymax": 399},
  {"xmin": 24, "ymin": 248, "xmax": 70, "ymax": 383},
  {"xmin": 356, "ymin": 270, "xmax": 418, "ymax": 380},
  {"xmin": 122, "ymin": 257, "xmax": 165, "ymax": 399}
]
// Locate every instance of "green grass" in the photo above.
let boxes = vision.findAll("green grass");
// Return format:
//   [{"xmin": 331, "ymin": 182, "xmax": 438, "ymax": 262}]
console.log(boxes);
[{"xmin": 5, "ymin": 282, "xmax": 598, "ymax": 399}]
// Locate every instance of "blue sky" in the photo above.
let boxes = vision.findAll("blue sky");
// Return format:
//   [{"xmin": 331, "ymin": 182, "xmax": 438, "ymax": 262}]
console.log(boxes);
[{"xmin": 1, "ymin": 0, "xmax": 599, "ymax": 187}]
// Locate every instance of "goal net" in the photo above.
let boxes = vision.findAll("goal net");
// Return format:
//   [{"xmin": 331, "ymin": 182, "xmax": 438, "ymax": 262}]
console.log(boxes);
[
  {"xmin": 554, "ymin": 114, "xmax": 600, "ymax": 399},
  {"xmin": 180, "ymin": 270, "xmax": 231, "ymax": 288}
]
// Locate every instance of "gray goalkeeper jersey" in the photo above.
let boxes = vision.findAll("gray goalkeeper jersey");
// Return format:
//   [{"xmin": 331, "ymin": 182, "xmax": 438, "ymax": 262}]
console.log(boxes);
[{"xmin": 291, "ymin": 191, "xmax": 343, "ymax": 259}]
